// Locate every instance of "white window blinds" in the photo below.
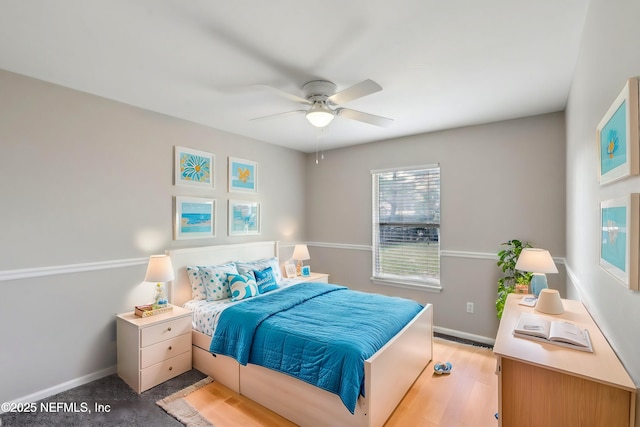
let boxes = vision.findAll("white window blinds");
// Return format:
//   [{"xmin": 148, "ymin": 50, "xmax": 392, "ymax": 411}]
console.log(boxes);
[{"xmin": 372, "ymin": 165, "xmax": 440, "ymax": 286}]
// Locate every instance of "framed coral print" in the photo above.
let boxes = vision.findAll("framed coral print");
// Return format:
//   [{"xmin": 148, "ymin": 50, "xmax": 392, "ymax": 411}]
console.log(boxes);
[
  {"xmin": 600, "ymin": 195, "xmax": 639, "ymax": 290},
  {"xmin": 228, "ymin": 157, "xmax": 257, "ymax": 193},
  {"xmin": 228, "ymin": 199, "xmax": 260, "ymax": 235},
  {"xmin": 175, "ymin": 146, "xmax": 214, "ymax": 188},
  {"xmin": 174, "ymin": 197, "xmax": 215, "ymax": 240},
  {"xmin": 597, "ymin": 78, "xmax": 639, "ymax": 185}
]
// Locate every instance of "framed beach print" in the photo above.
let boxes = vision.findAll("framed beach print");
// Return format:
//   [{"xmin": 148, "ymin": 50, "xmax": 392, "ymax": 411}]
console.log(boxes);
[
  {"xmin": 599, "ymin": 195, "xmax": 639, "ymax": 290},
  {"xmin": 228, "ymin": 199, "xmax": 260, "ymax": 235},
  {"xmin": 175, "ymin": 146, "xmax": 214, "ymax": 188},
  {"xmin": 597, "ymin": 78, "xmax": 639, "ymax": 185},
  {"xmin": 174, "ymin": 197, "xmax": 215, "ymax": 240},
  {"xmin": 228, "ymin": 157, "xmax": 257, "ymax": 193}
]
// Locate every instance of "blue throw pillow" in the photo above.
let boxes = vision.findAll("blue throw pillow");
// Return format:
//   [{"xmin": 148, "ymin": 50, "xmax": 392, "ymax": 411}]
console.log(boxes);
[
  {"xmin": 227, "ymin": 271, "xmax": 258, "ymax": 301},
  {"xmin": 254, "ymin": 266, "xmax": 279, "ymax": 294}
]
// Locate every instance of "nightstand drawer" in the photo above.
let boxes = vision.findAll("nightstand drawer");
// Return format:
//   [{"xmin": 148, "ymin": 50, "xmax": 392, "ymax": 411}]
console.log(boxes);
[
  {"xmin": 140, "ymin": 316, "xmax": 191, "ymax": 347},
  {"xmin": 140, "ymin": 333, "xmax": 191, "ymax": 369},
  {"xmin": 140, "ymin": 351, "xmax": 191, "ymax": 392}
]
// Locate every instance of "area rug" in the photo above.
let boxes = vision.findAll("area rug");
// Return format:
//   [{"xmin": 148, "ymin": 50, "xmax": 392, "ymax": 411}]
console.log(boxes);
[{"xmin": 157, "ymin": 377, "xmax": 215, "ymax": 427}]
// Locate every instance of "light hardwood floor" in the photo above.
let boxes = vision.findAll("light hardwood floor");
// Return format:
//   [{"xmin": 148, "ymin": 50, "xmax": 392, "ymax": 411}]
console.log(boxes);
[
  {"xmin": 185, "ymin": 337, "xmax": 499, "ymax": 427},
  {"xmin": 385, "ymin": 338, "xmax": 499, "ymax": 427}
]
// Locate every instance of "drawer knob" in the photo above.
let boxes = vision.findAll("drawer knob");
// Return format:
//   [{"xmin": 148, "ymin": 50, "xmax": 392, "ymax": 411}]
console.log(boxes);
[
  {"xmin": 167, "ymin": 327, "xmax": 172, "ymax": 332},
  {"xmin": 169, "ymin": 346, "xmax": 172, "ymax": 351},
  {"xmin": 169, "ymin": 366, "xmax": 173, "ymax": 371}
]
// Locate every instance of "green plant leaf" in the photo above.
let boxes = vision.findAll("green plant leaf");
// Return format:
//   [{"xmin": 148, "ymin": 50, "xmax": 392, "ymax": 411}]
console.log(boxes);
[{"xmin": 495, "ymin": 238, "xmax": 532, "ymax": 317}]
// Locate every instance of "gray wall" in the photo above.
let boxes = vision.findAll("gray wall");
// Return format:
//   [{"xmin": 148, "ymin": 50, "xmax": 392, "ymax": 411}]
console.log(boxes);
[
  {"xmin": 0, "ymin": 69, "xmax": 307, "ymax": 404},
  {"xmin": 305, "ymin": 112, "xmax": 566, "ymax": 341},
  {"xmin": 565, "ymin": 0, "xmax": 640, "ymax": 423}
]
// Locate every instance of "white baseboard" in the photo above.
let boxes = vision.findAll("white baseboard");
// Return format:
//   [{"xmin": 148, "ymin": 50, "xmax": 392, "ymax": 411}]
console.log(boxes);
[
  {"xmin": 0, "ymin": 365, "xmax": 116, "ymax": 413},
  {"xmin": 434, "ymin": 326, "xmax": 496, "ymax": 346}
]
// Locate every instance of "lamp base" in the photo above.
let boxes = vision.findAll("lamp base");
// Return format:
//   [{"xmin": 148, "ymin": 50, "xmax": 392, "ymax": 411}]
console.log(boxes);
[
  {"xmin": 152, "ymin": 282, "xmax": 169, "ymax": 309},
  {"xmin": 296, "ymin": 260, "xmax": 303, "ymax": 277},
  {"xmin": 530, "ymin": 273, "xmax": 548, "ymax": 297}
]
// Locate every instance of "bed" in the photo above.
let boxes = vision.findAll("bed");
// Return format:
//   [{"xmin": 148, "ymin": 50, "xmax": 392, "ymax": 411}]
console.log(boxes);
[{"xmin": 167, "ymin": 241, "xmax": 433, "ymax": 427}]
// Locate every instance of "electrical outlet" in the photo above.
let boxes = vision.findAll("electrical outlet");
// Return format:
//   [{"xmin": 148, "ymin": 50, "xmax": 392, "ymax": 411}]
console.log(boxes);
[{"xmin": 466, "ymin": 302, "xmax": 474, "ymax": 313}]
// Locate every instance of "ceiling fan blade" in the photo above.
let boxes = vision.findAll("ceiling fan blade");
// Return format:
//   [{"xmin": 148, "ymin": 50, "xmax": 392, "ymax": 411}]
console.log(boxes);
[
  {"xmin": 256, "ymin": 85, "xmax": 311, "ymax": 105},
  {"xmin": 250, "ymin": 110, "xmax": 306, "ymax": 121},
  {"xmin": 328, "ymin": 79, "xmax": 382, "ymax": 105},
  {"xmin": 337, "ymin": 108, "xmax": 394, "ymax": 127}
]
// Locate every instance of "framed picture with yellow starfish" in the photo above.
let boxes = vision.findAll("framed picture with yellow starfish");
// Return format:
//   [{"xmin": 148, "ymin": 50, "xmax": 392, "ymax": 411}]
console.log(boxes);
[
  {"xmin": 228, "ymin": 157, "xmax": 258, "ymax": 193},
  {"xmin": 597, "ymin": 77, "xmax": 639, "ymax": 185}
]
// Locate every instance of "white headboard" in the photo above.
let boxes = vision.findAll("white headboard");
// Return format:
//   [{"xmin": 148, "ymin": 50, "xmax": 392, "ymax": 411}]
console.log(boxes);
[{"xmin": 166, "ymin": 241, "xmax": 279, "ymax": 307}]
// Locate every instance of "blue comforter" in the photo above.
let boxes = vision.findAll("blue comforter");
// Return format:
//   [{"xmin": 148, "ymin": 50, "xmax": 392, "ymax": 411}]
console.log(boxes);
[{"xmin": 209, "ymin": 282, "xmax": 423, "ymax": 413}]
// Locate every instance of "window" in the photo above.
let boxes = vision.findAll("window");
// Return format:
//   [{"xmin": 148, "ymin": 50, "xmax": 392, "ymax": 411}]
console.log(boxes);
[{"xmin": 371, "ymin": 164, "xmax": 440, "ymax": 289}]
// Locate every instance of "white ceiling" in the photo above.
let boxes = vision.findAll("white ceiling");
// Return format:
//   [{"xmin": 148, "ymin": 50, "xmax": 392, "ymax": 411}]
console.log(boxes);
[{"xmin": 0, "ymin": 1, "xmax": 589, "ymax": 153}]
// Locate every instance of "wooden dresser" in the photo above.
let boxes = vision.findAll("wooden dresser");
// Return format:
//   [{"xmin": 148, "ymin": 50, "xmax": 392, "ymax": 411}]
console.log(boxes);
[
  {"xmin": 494, "ymin": 294, "xmax": 636, "ymax": 427},
  {"xmin": 116, "ymin": 305, "xmax": 192, "ymax": 393}
]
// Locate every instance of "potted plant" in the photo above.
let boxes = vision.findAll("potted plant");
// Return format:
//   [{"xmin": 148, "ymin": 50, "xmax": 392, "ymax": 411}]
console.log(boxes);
[{"xmin": 496, "ymin": 239, "xmax": 533, "ymax": 318}]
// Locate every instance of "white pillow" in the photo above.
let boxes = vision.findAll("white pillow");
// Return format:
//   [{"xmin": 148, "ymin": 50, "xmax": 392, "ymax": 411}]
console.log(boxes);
[
  {"xmin": 186, "ymin": 266, "xmax": 207, "ymax": 300},
  {"xmin": 236, "ymin": 257, "xmax": 283, "ymax": 284},
  {"xmin": 198, "ymin": 263, "xmax": 239, "ymax": 301}
]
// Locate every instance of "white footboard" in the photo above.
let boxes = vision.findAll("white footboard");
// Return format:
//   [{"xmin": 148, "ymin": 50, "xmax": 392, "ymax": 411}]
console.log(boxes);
[
  {"xmin": 191, "ymin": 304, "xmax": 433, "ymax": 427},
  {"xmin": 366, "ymin": 303, "xmax": 433, "ymax": 427}
]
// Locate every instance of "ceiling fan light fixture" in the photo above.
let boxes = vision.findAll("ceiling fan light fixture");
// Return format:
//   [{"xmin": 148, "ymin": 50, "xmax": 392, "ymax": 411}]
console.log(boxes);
[{"xmin": 305, "ymin": 103, "xmax": 335, "ymax": 127}]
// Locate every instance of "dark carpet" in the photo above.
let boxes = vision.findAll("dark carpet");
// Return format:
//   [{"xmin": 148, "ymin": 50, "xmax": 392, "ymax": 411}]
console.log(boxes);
[{"xmin": 0, "ymin": 369, "xmax": 207, "ymax": 427}]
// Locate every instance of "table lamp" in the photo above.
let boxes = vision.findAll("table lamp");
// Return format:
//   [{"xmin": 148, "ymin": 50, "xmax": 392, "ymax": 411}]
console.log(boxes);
[
  {"xmin": 291, "ymin": 244, "xmax": 310, "ymax": 276},
  {"xmin": 144, "ymin": 254, "xmax": 174, "ymax": 309},
  {"xmin": 514, "ymin": 248, "xmax": 558, "ymax": 297}
]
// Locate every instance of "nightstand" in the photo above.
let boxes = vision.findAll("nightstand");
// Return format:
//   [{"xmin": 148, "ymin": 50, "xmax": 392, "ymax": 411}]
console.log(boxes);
[
  {"xmin": 116, "ymin": 305, "xmax": 192, "ymax": 393},
  {"xmin": 297, "ymin": 272, "xmax": 329, "ymax": 283}
]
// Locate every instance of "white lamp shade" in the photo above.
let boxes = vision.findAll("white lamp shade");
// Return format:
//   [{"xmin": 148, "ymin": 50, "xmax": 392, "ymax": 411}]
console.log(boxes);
[
  {"xmin": 144, "ymin": 255, "xmax": 175, "ymax": 282},
  {"xmin": 515, "ymin": 248, "xmax": 558, "ymax": 274},
  {"xmin": 292, "ymin": 244, "xmax": 311, "ymax": 261}
]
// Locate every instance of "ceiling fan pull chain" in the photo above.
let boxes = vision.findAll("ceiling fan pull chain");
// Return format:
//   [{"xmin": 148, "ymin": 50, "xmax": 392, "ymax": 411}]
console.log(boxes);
[{"xmin": 315, "ymin": 126, "xmax": 328, "ymax": 164}]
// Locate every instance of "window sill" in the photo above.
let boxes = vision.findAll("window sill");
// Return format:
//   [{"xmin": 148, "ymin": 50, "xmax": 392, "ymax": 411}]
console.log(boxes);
[{"xmin": 370, "ymin": 277, "xmax": 442, "ymax": 293}]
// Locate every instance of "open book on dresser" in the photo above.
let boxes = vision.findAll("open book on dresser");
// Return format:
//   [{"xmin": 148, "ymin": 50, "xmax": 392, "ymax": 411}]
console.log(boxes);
[{"xmin": 513, "ymin": 312, "xmax": 593, "ymax": 353}]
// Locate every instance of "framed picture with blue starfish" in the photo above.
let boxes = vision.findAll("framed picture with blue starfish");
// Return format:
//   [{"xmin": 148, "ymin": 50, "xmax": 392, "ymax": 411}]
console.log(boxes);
[
  {"xmin": 228, "ymin": 157, "xmax": 258, "ymax": 193},
  {"xmin": 597, "ymin": 78, "xmax": 639, "ymax": 185},
  {"xmin": 174, "ymin": 146, "xmax": 214, "ymax": 188}
]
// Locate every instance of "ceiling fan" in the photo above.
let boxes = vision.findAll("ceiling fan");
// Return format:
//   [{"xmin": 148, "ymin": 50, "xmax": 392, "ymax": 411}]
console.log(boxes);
[{"xmin": 252, "ymin": 79, "xmax": 394, "ymax": 128}]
